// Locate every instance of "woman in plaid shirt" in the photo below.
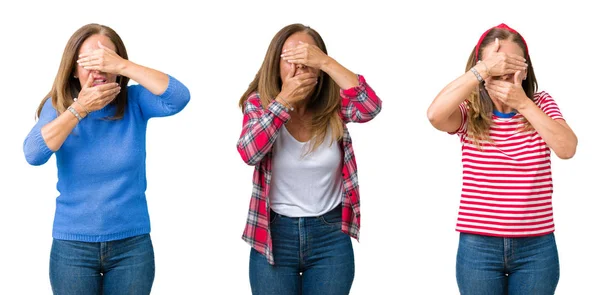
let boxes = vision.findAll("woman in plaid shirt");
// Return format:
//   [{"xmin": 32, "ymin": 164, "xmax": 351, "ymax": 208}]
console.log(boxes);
[{"xmin": 237, "ymin": 23, "xmax": 382, "ymax": 294}]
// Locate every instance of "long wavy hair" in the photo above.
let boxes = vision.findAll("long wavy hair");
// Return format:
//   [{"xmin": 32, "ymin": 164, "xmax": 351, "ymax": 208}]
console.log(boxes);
[
  {"xmin": 238, "ymin": 23, "xmax": 343, "ymax": 152},
  {"xmin": 36, "ymin": 23, "xmax": 129, "ymax": 120},
  {"xmin": 465, "ymin": 27, "xmax": 537, "ymax": 146}
]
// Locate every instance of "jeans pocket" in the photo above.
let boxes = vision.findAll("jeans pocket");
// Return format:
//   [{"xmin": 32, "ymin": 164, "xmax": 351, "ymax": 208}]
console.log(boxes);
[
  {"xmin": 269, "ymin": 210, "xmax": 280, "ymax": 225},
  {"xmin": 318, "ymin": 206, "xmax": 342, "ymax": 226}
]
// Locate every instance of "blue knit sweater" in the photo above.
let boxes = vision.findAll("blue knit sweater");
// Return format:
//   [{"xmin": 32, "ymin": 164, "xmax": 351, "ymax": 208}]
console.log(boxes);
[{"xmin": 24, "ymin": 75, "xmax": 190, "ymax": 242}]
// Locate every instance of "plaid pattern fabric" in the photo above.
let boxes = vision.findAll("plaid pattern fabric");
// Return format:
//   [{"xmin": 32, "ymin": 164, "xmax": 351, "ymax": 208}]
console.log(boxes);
[{"xmin": 237, "ymin": 75, "xmax": 381, "ymax": 265}]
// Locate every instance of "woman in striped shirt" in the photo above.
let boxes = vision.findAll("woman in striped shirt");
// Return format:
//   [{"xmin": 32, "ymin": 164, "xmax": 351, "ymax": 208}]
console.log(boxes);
[
  {"xmin": 427, "ymin": 24, "xmax": 577, "ymax": 294},
  {"xmin": 237, "ymin": 23, "xmax": 381, "ymax": 294}
]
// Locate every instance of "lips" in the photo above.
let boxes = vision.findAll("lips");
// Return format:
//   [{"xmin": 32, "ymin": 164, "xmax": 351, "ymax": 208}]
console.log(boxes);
[{"xmin": 92, "ymin": 77, "xmax": 108, "ymax": 86}]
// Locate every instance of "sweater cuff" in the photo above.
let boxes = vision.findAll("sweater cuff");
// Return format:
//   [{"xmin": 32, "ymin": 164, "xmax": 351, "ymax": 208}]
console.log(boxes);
[{"xmin": 34, "ymin": 128, "xmax": 54, "ymax": 157}]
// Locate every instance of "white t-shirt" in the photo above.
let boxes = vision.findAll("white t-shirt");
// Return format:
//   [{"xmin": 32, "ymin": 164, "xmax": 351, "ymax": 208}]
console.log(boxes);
[{"xmin": 269, "ymin": 126, "xmax": 343, "ymax": 217}]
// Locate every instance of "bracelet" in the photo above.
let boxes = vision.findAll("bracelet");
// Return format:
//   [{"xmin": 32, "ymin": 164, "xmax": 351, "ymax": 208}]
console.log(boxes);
[
  {"xmin": 277, "ymin": 96, "xmax": 295, "ymax": 111},
  {"xmin": 67, "ymin": 106, "xmax": 83, "ymax": 121},
  {"xmin": 470, "ymin": 67, "xmax": 484, "ymax": 83},
  {"xmin": 73, "ymin": 98, "xmax": 90, "ymax": 115}
]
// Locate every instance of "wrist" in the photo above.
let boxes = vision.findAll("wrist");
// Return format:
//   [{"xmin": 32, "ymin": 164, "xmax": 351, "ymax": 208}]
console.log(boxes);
[
  {"xmin": 275, "ymin": 95, "xmax": 294, "ymax": 111},
  {"xmin": 515, "ymin": 96, "xmax": 534, "ymax": 112},
  {"xmin": 117, "ymin": 60, "xmax": 133, "ymax": 76},
  {"xmin": 72, "ymin": 99, "xmax": 89, "ymax": 118},
  {"xmin": 474, "ymin": 63, "xmax": 490, "ymax": 80},
  {"xmin": 319, "ymin": 56, "xmax": 335, "ymax": 72}
]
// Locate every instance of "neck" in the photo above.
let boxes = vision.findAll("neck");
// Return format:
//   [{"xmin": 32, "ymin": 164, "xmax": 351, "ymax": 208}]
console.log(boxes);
[
  {"xmin": 294, "ymin": 99, "xmax": 309, "ymax": 116},
  {"xmin": 492, "ymin": 100, "xmax": 514, "ymax": 114}
]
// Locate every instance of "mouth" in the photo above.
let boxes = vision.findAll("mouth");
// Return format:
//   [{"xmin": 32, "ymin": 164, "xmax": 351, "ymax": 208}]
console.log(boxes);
[{"xmin": 92, "ymin": 77, "xmax": 108, "ymax": 86}]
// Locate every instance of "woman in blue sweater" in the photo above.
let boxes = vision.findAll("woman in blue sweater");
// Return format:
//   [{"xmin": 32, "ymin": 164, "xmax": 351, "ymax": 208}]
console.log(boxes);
[{"xmin": 23, "ymin": 23, "xmax": 190, "ymax": 294}]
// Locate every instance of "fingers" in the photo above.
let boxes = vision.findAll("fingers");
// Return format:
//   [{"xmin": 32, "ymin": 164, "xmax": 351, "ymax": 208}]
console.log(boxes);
[
  {"xmin": 513, "ymin": 70, "xmax": 523, "ymax": 85},
  {"xmin": 77, "ymin": 49, "xmax": 102, "ymax": 61},
  {"xmin": 492, "ymin": 38, "xmax": 500, "ymax": 52},
  {"xmin": 291, "ymin": 72, "xmax": 318, "ymax": 86},
  {"xmin": 100, "ymin": 85, "xmax": 121, "ymax": 100},
  {"xmin": 505, "ymin": 56, "xmax": 528, "ymax": 69},
  {"xmin": 286, "ymin": 61, "xmax": 296, "ymax": 79},
  {"xmin": 92, "ymin": 84, "xmax": 121, "ymax": 106},
  {"xmin": 94, "ymin": 82, "xmax": 120, "ymax": 92},
  {"xmin": 83, "ymin": 72, "xmax": 94, "ymax": 88},
  {"xmin": 281, "ymin": 51, "xmax": 306, "ymax": 65},
  {"xmin": 484, "ymin": 84, "xmax": 504, "ymax": 98}
]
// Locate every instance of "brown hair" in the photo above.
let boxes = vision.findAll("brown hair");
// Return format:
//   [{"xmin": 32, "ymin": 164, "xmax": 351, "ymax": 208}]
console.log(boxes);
[
  {"xmin": 36, "ymin": 23, "xmax": 129, "ymax": 120},
  {"xmin": 238, "ymin": 23, "xmax": 343, "ymax": 152},
  {"xmin": 465, "ymin": 27, "xmax": 537, "ymax": 146}
]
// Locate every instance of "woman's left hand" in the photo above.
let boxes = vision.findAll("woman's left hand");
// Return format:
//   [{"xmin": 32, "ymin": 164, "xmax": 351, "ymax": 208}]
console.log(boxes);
[
  {"xmin": 280, "ymin": 41, "xmax": 330, "ymax": 70},
  {"xmin": 77, "ymin": 41, "xmax": 127, "ymax": 75},
  {"xmin": 485, "ymin": 71, "xmax": 530, "ymax": 110}
]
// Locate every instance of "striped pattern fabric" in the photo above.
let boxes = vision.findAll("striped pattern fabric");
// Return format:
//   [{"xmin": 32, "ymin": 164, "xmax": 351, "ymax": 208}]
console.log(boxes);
[
  {"xmin": 237, "ymin": 75, "xmax": 382, "ymax": 264},
  {"xmin": 452, "ymin": 91, "xmax": 564, "ymax": 237}
]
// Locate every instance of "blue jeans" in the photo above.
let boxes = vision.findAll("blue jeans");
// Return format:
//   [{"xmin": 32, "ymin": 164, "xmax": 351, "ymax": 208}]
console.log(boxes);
[
  {"xmin": 456, "ymin": 232, "xmax": 560, "ymax": 295},
  {"xmin": 50, "ymin": 234, "xmax": 155, "ymax": 295},
  {"xmin": 249, "ymin": 205, "xmax": 355, "ymax": 295}
]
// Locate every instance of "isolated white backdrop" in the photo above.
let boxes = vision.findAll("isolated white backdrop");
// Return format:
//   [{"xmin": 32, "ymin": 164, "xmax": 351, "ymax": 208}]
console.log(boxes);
[{"xmin": 1, "ymin": 0, "xmax": 598, "ymax": 294}]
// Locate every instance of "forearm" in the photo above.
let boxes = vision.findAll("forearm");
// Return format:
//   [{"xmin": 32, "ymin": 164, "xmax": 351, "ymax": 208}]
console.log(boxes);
[
  {"xmin": 41, "ymin": 104, "xmax": 86, "ymax": 151},
  {"xmin": 119, "ymin": 61, "xmax": 169, "ymax": 95},
  {"xmin": 518, "ymin": 101, "xmax": 577, "ymax": 159},
  {"xmin": 320, "ymin": 57, "xmax": 359, "ymax": 89},
  {"xmin": 427, "ymin": 64, "xmax": 488, "ymax": 131},
  {"xmin": 237, "ymin": 101, "xmax": 290, "ymax": 165}
]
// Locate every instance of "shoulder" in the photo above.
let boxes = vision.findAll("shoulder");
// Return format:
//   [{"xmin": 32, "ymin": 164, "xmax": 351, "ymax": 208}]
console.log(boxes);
[{"xmin": 533, "ymin": 91, "xmax": 552, "ymax": 105}]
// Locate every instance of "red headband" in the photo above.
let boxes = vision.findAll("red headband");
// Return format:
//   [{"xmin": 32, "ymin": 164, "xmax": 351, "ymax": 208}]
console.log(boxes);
[{"xmin": 475, "ymin": 23, "xmax": 528, "ymax": 60}]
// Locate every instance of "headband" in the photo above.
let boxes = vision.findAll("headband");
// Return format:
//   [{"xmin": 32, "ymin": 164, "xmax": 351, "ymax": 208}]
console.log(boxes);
[{"xmin": 475, "ymin": 23, "xmax": 528, "ymax": 60}]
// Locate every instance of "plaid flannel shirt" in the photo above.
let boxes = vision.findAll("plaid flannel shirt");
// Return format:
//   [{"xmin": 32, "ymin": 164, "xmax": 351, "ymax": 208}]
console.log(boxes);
[{"xmin": 237, "ymin": 75, "xmax": 381, "ymax": 265}]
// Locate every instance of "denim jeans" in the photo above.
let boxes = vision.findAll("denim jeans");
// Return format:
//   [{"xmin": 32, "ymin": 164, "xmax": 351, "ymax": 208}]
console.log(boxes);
[
  {"xmin": 50, "ymin": 234, "xmax": 155, "ymax": 295},
  {"xmin": 456, "ymin": 232, "xmax": 560, "ymax": 295},
  {"xmin": 249, "ymin": 205, "xmax": 355, "ymax": 295}
]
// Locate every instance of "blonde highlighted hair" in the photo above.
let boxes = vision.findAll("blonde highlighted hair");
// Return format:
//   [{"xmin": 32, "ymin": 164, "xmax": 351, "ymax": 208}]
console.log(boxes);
[
  {"xmin": 239, "ymin": 23, "xmax": 343, "ymax": 153},
  {"xmin": 465, "ymin": 27, "xmax": 537, "ymax": 146},
  {"xmin": 36, "ymin": 23, "xmax": 129, "ymax": 120}
]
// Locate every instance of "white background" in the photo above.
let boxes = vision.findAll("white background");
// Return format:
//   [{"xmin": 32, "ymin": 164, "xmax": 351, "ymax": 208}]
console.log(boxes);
[{"xmin": 1, "ymin": 0, "xmax": 598, "ymax": 294}]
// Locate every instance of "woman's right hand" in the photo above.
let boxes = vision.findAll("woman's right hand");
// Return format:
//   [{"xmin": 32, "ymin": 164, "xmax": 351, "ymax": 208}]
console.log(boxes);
[
  {"xmin": 77, "ymin": 72, "xmax": 121, "ymax": 113},
  {"xmin": 278, "ymin": 62, "xmax": 318, "ymax": 107},
  {"xmin": 481, "ymin": 38, "xmax": 528, "ymax": 77}
]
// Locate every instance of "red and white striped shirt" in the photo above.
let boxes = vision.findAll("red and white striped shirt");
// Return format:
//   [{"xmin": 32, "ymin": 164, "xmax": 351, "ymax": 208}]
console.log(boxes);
[{"xmin": 452, "ymin": 91, "xmax": 564, "ymax": 237}]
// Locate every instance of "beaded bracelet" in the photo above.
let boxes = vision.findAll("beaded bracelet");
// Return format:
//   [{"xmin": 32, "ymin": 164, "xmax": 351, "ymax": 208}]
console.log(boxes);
[
  {"xmin": 67, "ymin": 106, "xmax": 83, "ymax": 121},
  {"xmin": 73, "ymin": 98, "xmax": 90, "ymax": 115},
  {"xmin": 470, "ymin": 67, "xmax": 484, "ymax": 83}
]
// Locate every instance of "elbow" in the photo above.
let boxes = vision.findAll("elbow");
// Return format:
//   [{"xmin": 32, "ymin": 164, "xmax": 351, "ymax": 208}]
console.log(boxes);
[
  {"xmin": 556, "ymin": 150, "xmax": 575, "ymax": 160},
  {"xmin": 23, "ymin": 139, "xmax": 50, "ymax": 166},
  {"xmin": 427, "ymin": 107, "xmax": 443, "ymax": 129},
  {"xmin": 174, "ymin": 86, "xmax": 191, "ymax": 113},
  {"xmin": 556, "ymin": 144, "xmax": 577, "ymax": 160},
  {"xmin": 24, "ymin": 153, "xmax": 47, "ymax": 166},
  {"xmin": 236, "ymin": 145, "xmax": 258, "ymax": 166}
]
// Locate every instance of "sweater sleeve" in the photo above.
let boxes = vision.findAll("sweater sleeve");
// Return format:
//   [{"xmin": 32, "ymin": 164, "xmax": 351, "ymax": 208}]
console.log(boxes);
[
  {"xmin": 129, "ymin": 75, "xmax": 191, "ymax": 120},
  {"xmin": 23, "ymin": 99, "xmax": 57, "ymax": 166}
]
